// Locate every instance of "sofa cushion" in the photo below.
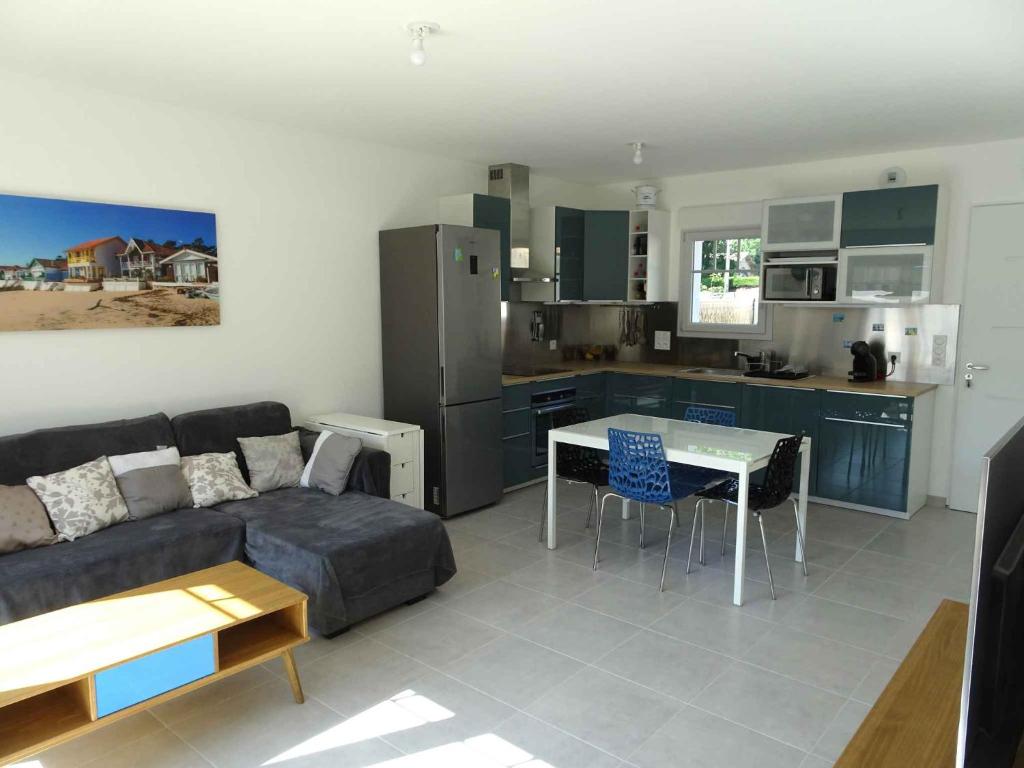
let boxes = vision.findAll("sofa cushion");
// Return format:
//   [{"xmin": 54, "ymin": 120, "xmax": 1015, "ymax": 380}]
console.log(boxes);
[
  {"xmin": 0, "ymin": 508, "xmax": 246, "ymax": 625},
  {"xmin": 215, "ymin": 487, "xmax": 456, "ymax": 633},
  {"xmin": 27, "ymin": 456, "xmax": 130, "ymax": 541},
  {"xmin": 0, "ymin": 413, "xmax": 175, "ymax": 486},
  {"xmin": 0, "ymin": 485, "xmax": 56, "ymax": 554},
  {"xmin": 239, "ymin": 431, "xmax": 304, "ymax": 492},
  {"xmin": 171, "ymin": 402, "xmax": 292, "ymax": 483},
  {"xmin": 299, "ymin": 431, "xmax": 363, "ymax": 496}
]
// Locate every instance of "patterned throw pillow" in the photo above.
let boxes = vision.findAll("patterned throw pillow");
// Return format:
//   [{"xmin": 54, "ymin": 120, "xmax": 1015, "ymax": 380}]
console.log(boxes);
[
  {"xmin": 181, "ymin": 452, "xmax": 258, "ymax": 507},
  {"xmin": 237, "ymin": 432, "xmax": 305, "ymax": 493},
  {"xmin": 26, "ymin": 457, "xmax": 130, "ymax": 542},
  {"xmin": 0, "ymin": 484, "xmax": 57, "ymax": 553}
]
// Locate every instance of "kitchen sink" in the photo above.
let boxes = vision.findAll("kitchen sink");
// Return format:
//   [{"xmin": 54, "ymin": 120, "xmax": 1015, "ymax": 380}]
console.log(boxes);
[{"xmin": 680, "ymin": 367, "xmax": 747, "ymax": 377}]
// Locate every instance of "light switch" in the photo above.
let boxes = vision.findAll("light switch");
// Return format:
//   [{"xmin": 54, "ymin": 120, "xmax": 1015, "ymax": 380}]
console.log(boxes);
[
  {"xmin": 932, "ymin": 334, "xmax": 948, "ymax": 367},
  {"xmin": 654, "ymin": 330, "xmax": 671, "ymax": 351},
  {"xmin": 548, "ymin": 339, "xmax": 557, "ymax": 351}
]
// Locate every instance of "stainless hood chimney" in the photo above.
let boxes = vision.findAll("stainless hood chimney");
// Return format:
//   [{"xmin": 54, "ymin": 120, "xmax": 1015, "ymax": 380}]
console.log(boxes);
[{"xmin": 488, "ymin": 163, "xmax": 554, "ymax": 300}]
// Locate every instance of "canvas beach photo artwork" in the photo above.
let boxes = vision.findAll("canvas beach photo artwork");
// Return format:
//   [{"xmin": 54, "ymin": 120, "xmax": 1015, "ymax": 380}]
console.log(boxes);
[{"xmin": 0, "ymin": 192, "xmax": 218, "ymax": 332}]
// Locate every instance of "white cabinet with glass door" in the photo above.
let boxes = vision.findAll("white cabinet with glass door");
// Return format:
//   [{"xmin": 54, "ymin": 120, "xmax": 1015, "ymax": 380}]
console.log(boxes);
[
  {"xmin": 762, "ymin": 195, "xmax": 843, "ymax": 252},
  {"xmin": 838, "ymin": 246, "xmax": 933, "ymax": 304},
  {"xmin": 678, "ymin": 229, "xmax": 770, "ymax": 339}
]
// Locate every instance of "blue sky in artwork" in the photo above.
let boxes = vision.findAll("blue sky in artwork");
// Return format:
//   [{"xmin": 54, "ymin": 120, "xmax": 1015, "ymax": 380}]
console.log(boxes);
[{"xmin": 0, "ymin": 193, "xmax": 217, "ymax": 266}]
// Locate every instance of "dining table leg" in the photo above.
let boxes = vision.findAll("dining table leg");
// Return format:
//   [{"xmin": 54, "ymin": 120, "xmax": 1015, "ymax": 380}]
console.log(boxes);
[
  {"xmin": 732, "ymin": 469, "xmax": 750, "ymax": 606},
  {"xmin": 795, "ymin": 442, "xmax": 810, "ymax": 563},
  {"xmin": 546, "ymin": 433, "xmax": 558, "ymax": 550}
]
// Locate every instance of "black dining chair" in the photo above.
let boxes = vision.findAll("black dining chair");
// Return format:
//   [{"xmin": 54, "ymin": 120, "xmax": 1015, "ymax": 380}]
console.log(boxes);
[
  {"xmin": 687, "ymin": 433, "xmax": 808, "ymax": 600},
  {"xmin": 538, "ymin": 406, "xmax": 609, "ymax": 541}
]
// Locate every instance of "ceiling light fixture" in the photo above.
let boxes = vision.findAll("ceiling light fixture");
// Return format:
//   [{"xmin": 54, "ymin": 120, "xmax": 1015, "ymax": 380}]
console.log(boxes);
[
  {"xmin": 406, "ymin": 21, "xmax": 440, "ymax": 66},
  {"xmin": 631, "ymin": 142, "xmax": 644, "ymax": 165}
]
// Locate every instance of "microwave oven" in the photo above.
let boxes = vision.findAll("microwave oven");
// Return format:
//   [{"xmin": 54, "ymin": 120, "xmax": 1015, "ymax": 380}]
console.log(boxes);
[{"xmin": 763, "ymin": 264, "xmax": 837, "ymax": 301}]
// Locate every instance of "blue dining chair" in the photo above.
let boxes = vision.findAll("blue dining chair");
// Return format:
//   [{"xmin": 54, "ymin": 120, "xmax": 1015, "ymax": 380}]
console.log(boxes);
[
  {"xmin": 683, "ymin": 405, "xmax": 737, "ymax": 428},
  {"xmin": 594, "ymin": 428, "xmax": 708, "ymax": 591}
]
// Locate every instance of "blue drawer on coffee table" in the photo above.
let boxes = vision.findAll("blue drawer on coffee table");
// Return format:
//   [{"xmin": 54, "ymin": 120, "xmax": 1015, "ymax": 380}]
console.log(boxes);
[{"xmin": 95, "ymin": 634, "xmax": 215, "ymax": 717}]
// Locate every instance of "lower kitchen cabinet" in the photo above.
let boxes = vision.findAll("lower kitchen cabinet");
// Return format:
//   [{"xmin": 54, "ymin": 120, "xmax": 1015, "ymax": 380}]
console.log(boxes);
[
  {"xmin": 670, "ymin": 379, "xmax": 742, "ymax": 422},
  {"xmin": 574, "ymin": 373, "xmax": 607, "ymax": 420},
  {"xmin": 502, "ymin": 383, "xmax": 534, "ymax": 489},
  {"xmin": 741, "ymin": 384, "xmax": 820, "ymax": 494},
  {"xmin": 606, "ymin": 373, "xmax": 672, "ymax": 418},
  {"xmin": 815, "ymin": 391, "xmax": 913, "ymax": 513}
]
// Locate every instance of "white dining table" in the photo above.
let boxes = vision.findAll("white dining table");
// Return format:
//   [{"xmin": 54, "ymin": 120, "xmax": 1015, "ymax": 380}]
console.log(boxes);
[{"xmin": 546, "ymin": 413, "xmax": 811, "ymax": 606}]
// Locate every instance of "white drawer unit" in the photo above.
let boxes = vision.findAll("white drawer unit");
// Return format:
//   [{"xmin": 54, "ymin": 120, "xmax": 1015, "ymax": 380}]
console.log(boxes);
[{"xmin": 306, "ymin": 413, "xmax": 425, "ymax": 509}]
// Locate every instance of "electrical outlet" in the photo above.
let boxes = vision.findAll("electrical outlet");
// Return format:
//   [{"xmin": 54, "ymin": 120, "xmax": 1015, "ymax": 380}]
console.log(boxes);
[
  {"xmin": 891, "ymin": 351, "xmax": 901, "ymax": 363},
  {"xmin": 654, "ymin": 330, "xmax": 671, "ymax": 351},
  {"xmin": 548, "ymin": 339, "xmax": 557, "ymax": 351}
]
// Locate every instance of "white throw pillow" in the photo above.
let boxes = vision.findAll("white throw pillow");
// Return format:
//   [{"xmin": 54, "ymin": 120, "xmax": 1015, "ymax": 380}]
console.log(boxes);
[
  {"xmin": 181, "ymin": 452, "xmax": 257, "ymax": 507},
  {"xmin": 26, "ymin": 457, "xmax": 130, "ymax": 541}
]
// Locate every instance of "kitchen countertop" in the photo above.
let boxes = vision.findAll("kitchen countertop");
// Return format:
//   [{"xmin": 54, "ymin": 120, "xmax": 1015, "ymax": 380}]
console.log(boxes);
[{"xmin": 501, "ymin": 360, "xmax": 938, "ymax": 397}]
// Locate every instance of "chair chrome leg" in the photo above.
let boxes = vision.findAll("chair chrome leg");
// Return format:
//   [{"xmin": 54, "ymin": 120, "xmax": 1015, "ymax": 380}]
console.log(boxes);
[
  {"xmin": 720, "ymin": 501, "xmax": 729, "ymax": 557},
  {"xmin": 537, "ymin": 479, "xmax": 548, "ymax": 542},
  {"xmin": 639, "ymin": 503, "xmax": 646, "ymax": 550},
  {"xmin": 699, "ymin": 500, "xmax": 706, "ymax": 566},
  {"xmin": 660, "ymin": 503, "xmax": 676, "ymax": 592},
  {"xmin": 593, "ymin": 493, "xmax": 611, "ymax": 570},
  {"xmin": 584, "ymin": 486, "xmax": 596, "ymax": 529},
  {"xmin": 757, "ymin": 513, "xmax": 776, "ymax": 600},
  {"xmin": 686, "ymin": 502, "xmax": 700, "ymax": 574},
  {"xmin": 791, "ymin": 498, "xmax": 809, "ymax": 577}
]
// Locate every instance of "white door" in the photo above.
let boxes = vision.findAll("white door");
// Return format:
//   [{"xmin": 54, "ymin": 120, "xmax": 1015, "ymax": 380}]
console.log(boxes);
[{"xmin": 950, "ymin": 203, "xmax": 1024, "ymax": 511}]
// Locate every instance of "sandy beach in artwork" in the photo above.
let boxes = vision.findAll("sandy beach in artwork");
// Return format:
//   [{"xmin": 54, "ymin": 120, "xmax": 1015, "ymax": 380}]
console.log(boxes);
[{"xmin": 0, "ymin": 289, "xmax": 219, "ymax": 331}]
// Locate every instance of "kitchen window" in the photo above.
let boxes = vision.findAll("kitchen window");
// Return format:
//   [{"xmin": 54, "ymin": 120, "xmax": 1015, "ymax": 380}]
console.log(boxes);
[{"xmin": 678, "ymin": 228, "xmax": 771, "ymax": 339}]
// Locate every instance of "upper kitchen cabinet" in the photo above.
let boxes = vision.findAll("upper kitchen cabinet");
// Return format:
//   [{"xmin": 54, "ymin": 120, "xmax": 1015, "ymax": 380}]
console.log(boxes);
[
  {"xmin": 438, "ymin": 193, "xmax": 512, "ymax": 300},
  {"xmin": 556, "ymin": 207, "xmax": 586, "ymax": 301},
  {"xmin": 583, "ymin": 210, "xmax": 630, "ymax": 300},
  {"xmin": 627, "ymin": 209, "xmax": 669, "ymax": 302},
  {"xmin": 840, "ymin": 185, "xmax": 938, "ymax": 247},
  {"xmin": 528, "ymin": 206, "xmax": 579, "ymax": 302},
  {"xmin": 761, "ymin": 195, "xmax": 843, "ymax": 252}
]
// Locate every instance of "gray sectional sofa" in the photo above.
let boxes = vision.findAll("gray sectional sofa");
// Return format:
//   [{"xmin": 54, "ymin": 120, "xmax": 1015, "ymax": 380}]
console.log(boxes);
[{"xmin": 0, "ymin": 401, "xmax": 456, "ymax": 636}]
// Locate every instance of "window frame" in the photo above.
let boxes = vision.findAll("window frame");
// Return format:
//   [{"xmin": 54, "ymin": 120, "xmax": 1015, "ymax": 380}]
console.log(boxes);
[{"xmin": 677, "ymin": 227, "xmax": 772, "ymax": 340}]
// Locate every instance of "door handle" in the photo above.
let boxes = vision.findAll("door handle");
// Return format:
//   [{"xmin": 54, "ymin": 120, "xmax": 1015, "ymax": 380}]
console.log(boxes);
[{"xmin": 965, "ymin": 363, "xmax": 990, "ymax": 371}]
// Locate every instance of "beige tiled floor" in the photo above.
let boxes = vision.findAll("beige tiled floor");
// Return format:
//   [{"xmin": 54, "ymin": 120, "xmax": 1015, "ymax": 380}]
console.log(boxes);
[{"xmin": 19, "ymin": 484, "xmax": 976, "ymax": 768}]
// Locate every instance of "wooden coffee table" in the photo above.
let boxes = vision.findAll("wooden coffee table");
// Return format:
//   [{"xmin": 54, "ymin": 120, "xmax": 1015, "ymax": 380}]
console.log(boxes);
[{"xmin": 0, "ymin": 561, "xmax": 308, "ymax": 766}]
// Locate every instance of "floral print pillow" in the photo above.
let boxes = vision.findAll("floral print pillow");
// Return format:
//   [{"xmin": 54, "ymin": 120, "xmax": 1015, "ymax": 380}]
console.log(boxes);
[
  {"xmin": 181, "ymin": 452, "xmax": 257, "ymax": 507},
  {"xmin": 26, "ymin": 457, "xmax": 130, "ymax": 541}
]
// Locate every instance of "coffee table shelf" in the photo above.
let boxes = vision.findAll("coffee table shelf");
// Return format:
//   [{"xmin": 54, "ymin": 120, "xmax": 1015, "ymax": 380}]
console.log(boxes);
[{"xmin": 0, "ymin": 562, "xmax": 308, "ymax": 766}]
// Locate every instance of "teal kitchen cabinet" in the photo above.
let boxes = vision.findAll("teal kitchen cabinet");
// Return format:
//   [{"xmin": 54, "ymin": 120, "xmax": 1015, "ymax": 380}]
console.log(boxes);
[
  {"xmin": 840, "ymin": 185, "xmax": 938, "ymax": 248},
  {"xmin": 670, "ymin": 379, "xmax": 743, "ymax": 422},
  {"xmin": 502, "ymin": 383, "xmax": 534, "ymax": 488},
  {"xmin": 555, "ymin": 207, "xmax": 586, "ymax": 301},
  {"xmin": 472, "ymin": 194, "xmax": 512, "ymax": 301},
  {"xmin": 606, "ymin": 374, "xmax": 672, "ymax": 418},
  {"xmin": 740, "ymin": 384, "xmax": 820, "ymax": 494},
  {"xmin": 816, "ymin": 391, "xmax": 913, "ymax": 512},
  {"xmin": 574, "ymin": 373, "xmax": 607, "ymax": 420},
  {"xmin": 583, "ymin": 210, "xmax": 630, "ymax": 300}
]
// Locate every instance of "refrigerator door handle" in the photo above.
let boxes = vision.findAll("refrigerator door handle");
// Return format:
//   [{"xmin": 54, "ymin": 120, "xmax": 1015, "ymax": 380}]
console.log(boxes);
[{"xmin": 440, "ymin": 366, "xmax": 445, "ymax": 400}]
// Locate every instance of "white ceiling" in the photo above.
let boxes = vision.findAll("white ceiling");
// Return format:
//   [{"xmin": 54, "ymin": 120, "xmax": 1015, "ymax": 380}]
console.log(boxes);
[{"xmin": 1, "ymin": 0, "xmax": 1021, "ymax": 183}]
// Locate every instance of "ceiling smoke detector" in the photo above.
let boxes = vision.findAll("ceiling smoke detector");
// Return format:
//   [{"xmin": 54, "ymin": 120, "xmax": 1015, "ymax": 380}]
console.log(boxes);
[{"xmin": 406, "ymin": 21, "xmax": 440, "ymax": 66}]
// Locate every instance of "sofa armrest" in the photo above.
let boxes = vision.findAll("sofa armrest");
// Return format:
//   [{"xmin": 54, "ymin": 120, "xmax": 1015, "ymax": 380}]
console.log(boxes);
[{"xmin": 347, "ymin": 447, "xmax": 391, "ymax": 499}]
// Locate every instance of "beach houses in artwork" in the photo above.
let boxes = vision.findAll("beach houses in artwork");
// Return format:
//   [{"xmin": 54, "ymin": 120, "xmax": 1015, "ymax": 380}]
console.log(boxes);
[
  {"xmin": 65, "ymin": 236, "xmax": 127, "ymax": 281},
  {"xmin": 27, "ymin": 258, "xmax": 68, "ymax": 281},
  {"xmin": 160, "ymin": 247, "xmax": 219, "ymax": 284},
  {"xmin": 117, "ymin": 239, "xmax": 178, "ymax": 280}
]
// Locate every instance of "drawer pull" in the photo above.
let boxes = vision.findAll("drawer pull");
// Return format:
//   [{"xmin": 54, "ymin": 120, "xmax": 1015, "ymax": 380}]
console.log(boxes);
[
  {"xmin": 823, "ymin": 416, "xmax": 908, "ymax": 429},
  {"xmin": 825, "ymin": 389, "xmax": 907, "ymax": 399}
]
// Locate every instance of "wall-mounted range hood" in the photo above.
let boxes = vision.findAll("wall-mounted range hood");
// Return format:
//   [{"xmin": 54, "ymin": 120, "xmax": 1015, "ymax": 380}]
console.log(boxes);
[{"xmin": 488, "ymin": 163, "xmax": 555, "ymax": 301}]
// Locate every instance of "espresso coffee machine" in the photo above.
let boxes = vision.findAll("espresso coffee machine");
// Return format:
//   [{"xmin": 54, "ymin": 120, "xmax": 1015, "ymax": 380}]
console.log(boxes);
[{"xmin": 848, "ymin": 340, "xmax": 878, "ymax": 382}]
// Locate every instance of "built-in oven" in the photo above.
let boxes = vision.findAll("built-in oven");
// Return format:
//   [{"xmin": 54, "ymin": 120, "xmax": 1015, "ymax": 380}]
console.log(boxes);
[
  {"xmin": 531, "ymin": 385, "xmax": 576, "ymax": 468},
  {"xmin": 763, "ymin": 262, "xmax": 837, "ymax": 301}
]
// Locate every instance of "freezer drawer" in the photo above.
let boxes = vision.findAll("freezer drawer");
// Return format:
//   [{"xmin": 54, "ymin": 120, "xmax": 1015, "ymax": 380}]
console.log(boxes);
[{"xmin": 442, "ymin": 399, "xmax": 503, "ymax": 516}]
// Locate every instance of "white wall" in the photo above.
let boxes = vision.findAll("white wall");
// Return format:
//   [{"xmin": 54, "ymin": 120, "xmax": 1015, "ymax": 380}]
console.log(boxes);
[
  {"xmin": 597, "ymin": 137, "xmax": 1024, "ymax": 500},
  {"xmin": 0, "ymin": 71, "xmax": 593, "ymax": 436}
]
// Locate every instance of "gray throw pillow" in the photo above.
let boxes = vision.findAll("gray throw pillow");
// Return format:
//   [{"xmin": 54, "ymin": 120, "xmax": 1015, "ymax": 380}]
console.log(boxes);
[
  {"xmin": 237, "ymin": 432, "xmax": 305, "ymax": 493},
  {"xmin": 300, "ymin": 431, "xmax": 362, "ymax": 496},
  {"xmin": 108, "ymin": 447, "xmax": 193, "ymax": 520},
  {"xmin": 0, "ymin": 484, "xmax": 57, "ymax": 553}
]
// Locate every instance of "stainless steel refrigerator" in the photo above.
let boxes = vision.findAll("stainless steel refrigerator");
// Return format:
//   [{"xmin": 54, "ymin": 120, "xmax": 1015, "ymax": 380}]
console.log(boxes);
[{"xmin": 379, "ymin": 224, "xmax": 503, "ymax": 518}]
